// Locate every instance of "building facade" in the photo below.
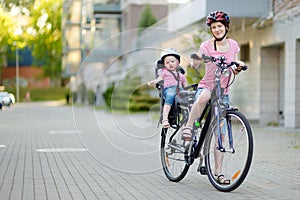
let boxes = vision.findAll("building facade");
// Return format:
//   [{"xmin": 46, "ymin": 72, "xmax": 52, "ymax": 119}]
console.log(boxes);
[
  {"xmin": 231, "ymin": 0, "xmax": 300, "ymax": 128},
  {"xmin": 64, "ymin": 0, "xmax": 300, "ymax": 128},
  {"xmin": 135, "ymin": 0, "xmax": 300, "ymax": 128},
  {"xmin": 63, "ymin": 0, "xmax": 169, "ymax": 104}
]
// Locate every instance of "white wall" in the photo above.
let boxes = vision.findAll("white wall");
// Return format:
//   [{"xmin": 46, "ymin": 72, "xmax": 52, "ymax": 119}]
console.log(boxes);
[{"xmin": 231, "ymin": 16, "xmax": 300, "ymax": 127}]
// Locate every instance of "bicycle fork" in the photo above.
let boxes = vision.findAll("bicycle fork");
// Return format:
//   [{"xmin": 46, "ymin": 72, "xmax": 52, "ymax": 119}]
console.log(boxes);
[{"xmin": 215, "ymin": 106, "xmax": 235, "ymax": 153}]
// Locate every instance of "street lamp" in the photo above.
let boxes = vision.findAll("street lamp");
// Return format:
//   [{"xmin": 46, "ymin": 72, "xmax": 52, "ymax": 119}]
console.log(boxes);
[
  {"xmin": 10, "ymin": 4, "xmax": 24, "ymax": 103},
  {"xmin": 14, "ymin": 26, "xmax": 22, "ymax": 103},
  {"xmin": 13, "ymin": 41, "xmax": 20, "ymax": 103},
  {"xmin": 16, "ymin": 45, "xmax": 19, "ymax": 103}
]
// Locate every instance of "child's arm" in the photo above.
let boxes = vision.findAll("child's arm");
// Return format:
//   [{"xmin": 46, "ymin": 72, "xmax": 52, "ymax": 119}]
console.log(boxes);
[
  {"xmin": 181, "ymin": 76, "xmax": 188, "ymax": 89},
  {"xmin": 148, "ymin": 76, "xmax": 163, "ymax": 86}
]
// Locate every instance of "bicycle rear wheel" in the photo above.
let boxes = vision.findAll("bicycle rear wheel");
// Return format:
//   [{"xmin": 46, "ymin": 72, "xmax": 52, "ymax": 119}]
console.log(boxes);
[
  {"xmin": 160, "ymin": 126, "xmax": 190, "ymax": 182},
  {"xmin": 204, "ymin": 110, "xmax": 253, "ymax": 192}
]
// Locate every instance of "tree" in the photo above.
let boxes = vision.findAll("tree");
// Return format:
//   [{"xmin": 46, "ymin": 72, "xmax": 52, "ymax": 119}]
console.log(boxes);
[
  {"xmin": 27, "ymin": 0, "xmax": 63, "ymax": 86},
  {"xmin": 0, "ymin": 3, "xmax": 28, "ymax": 84},
  {"xmin": 0, "ymin": 0, "xmax": 63, "ymax": 86},
  {"xmin": 1, "ymin": 0, "xmax": 34, "ymax": 8},
  {"xmin": 138, "ymin": 5, "xmax": 157, "ymax": 33}
]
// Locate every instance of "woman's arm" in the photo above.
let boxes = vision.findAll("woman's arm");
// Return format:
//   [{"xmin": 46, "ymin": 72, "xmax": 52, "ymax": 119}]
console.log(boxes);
[
  {"xmin": 233, "ymin": 53, "xmax": 245, "ymax": 75},
  {"xmin": 190, "ymin": 52, "xmax": 203, "ymax": 69}
]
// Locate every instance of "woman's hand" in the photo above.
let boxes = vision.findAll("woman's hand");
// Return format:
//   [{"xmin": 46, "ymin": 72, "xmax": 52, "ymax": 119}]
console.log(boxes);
[
  {"xmin": 190, "ymin": 52, "xmax": 202, "ymax": 68},
  {"xmin": 235, "ymin": 60, "xmax": 245, "ymax": 72},
  {"xmin": 191, "ymin": 58, "xmax": 202, "ymax": 69}
]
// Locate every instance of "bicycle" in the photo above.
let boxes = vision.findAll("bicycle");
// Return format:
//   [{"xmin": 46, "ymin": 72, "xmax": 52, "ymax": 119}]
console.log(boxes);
[{"xmin": 159, "ymin": 54, "xmax": 254, "ymax": 192}]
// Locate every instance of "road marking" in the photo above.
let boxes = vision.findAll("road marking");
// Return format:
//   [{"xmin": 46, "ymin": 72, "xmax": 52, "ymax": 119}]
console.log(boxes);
[
  {"xmin": 36, "ymin": 148, "xmax": 88, "ymax": 152},
  {"xmin": 0, "ymin": 145, "xmax": 6, "ymax": 148},
  {"xmin": 49, "ymin": 130, "xmax": 82, "ymax": 134}
]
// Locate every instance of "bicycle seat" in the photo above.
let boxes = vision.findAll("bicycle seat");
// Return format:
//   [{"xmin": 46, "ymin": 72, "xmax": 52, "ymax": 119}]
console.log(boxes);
[
  {"xmin": 178, "ymin": 90, "xmax": 196, "ymax": 97},
  {"xmin": 176, "ymin": 90, "xmax": 196, "ymax": 106}
]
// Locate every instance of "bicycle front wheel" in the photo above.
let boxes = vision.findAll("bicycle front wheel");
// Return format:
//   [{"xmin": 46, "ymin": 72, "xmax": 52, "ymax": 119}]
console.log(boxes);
[
  {"xmin": 160, "ymin": 126, "xmax": 190, "ymax": 182},
  {"xmin": 204, "ymin": 110, "xmax": 253, "ymax": 192}
]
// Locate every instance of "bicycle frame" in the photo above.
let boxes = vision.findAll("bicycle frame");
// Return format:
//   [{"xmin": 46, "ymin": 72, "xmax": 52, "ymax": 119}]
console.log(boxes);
[
  {"xmin": 184, "ymin": 55, "xmax": 245, "ymax": 163},
  {"xmin": 160, "ymin": 54, "xmax": 253, "ymax": 192},
  {"xmin": 162, "ymin": 84, "xmax": 232, "ymax": 166},
  {"xmin": 161, "ymin": 54, "xmax": 247, "ymax": 162}
]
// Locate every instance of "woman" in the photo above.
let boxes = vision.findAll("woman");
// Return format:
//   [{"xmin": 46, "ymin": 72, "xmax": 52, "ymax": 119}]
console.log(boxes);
[{"xmin": 182, "ymin": 11, "xmax": 245, "ymax": 184}]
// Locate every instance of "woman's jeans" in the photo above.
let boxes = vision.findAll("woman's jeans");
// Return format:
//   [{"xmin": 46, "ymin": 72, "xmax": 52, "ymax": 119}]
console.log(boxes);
[{"xmin": 195, "ymin": 88, "xmax": 230, "ymax": 107}]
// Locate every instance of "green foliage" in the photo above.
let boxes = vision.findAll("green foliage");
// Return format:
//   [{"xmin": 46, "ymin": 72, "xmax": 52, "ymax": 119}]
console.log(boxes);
[
  {"xmin": 138, "ymin": 5, "xmax": 157, "ymax": 33},
  {"xmin": 0, "ymin": 0, "xmax": 63, "ymax": 85},
  {"xmin": 87, "ymin": 89, "xmax": 95, "ymax": 105},
  {"xmin": 192, "ymin": 29, "xmax": 205, "ymax": 47},
  {"xmin": 186, "ymin": 63, "xmax": 205, "ymax": 85},
  {"xmin": 185, "ymin": 29, "xmax": 209, "ymax": 84},
  {"xmin": 103, "ymin": 83, "xmax": 115, "ymax": 107},
  {"xmin": 6, "ymin": 86, "xmax": 67, "ymax": 102},
  {"xmin": 26, "ymin": 87, "xmax": 66, "ymax": 101},
  {"xmin": 27, "ymin": 0, "xmax": 63, "ymax": 81},
  {"xmin": 1, "ymin": 0, "xmax": 34, "ymax": 9},
  {"xmin": 103, "ymin": 76, "xmax": 159, "ymax": 112},
  {"xmin": 0, "ymin": 9, "xmax": 12, "ymax": 67}
]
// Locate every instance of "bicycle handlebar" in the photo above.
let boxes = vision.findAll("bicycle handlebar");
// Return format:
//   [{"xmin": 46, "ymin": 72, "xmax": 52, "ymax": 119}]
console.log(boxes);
[
  {"xmin": 190, "ymin": 53, "xmax": 248, "ymax": 71},
  {"xmin": 231, "ymin": 61, "xmax": 248, "ymax": 71},
  {"xmin": 201, "ymin": 54, "xmax": 248, "ymax": 71}
]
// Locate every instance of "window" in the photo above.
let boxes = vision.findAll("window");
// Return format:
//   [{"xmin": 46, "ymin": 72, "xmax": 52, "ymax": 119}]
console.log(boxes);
[{"xmin": 240, "ymin": 43, "xmax": 250, "ymax": 62}]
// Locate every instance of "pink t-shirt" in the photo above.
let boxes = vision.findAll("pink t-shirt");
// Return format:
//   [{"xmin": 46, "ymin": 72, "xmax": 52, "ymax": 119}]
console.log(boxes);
[
  {"xmin": 159, "ymin": 68, "xmax": 187, "ymax": 88},
  {"xmin": 198, "ymin": 39, "xmax": 240, "ymax": 94}
]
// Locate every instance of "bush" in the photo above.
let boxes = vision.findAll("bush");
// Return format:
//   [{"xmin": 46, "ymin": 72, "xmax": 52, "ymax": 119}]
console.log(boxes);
[
  {"xmin": 102, "ymin": 77, "xmax": 160, "ymax": 112},
  {"xmin": 103, "ymin": 84, "xmax": 115, "ymax": 107},
  {"xmin": 87, "ymin": 89, "xmax": 95, "ymax": 105}
]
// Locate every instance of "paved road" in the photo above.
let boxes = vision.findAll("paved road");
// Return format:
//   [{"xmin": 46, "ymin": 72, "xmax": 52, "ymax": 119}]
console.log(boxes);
[{"xmin": 0, "ymin": 103, "xmax": 299, "ymax": 200}]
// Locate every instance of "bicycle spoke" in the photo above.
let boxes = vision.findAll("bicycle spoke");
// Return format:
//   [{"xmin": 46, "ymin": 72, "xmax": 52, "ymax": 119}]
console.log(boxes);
[
  {"xmin": 205, "ymin": 111, "xmax": 253, "ymax": 192},
  {"xmin": 161, "ymin": 126, "xmax": 189, "ymax": 182}
]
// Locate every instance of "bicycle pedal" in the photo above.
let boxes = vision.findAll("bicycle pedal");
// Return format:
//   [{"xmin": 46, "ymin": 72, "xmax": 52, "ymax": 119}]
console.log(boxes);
[{"xmin": 198, "ymin": 166, "xmax": 207, "ymax": 175}]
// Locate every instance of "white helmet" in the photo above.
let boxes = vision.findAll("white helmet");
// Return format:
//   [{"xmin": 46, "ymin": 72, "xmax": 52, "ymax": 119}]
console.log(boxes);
[{"xmin": 160, "ymin": 48, "xmax": 180, "ymax": 64}]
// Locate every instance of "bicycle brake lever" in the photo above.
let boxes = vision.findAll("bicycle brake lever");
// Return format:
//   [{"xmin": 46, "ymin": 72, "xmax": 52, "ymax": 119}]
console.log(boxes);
[
  {"xmin": 242, "ymin": 65, "xmax": 248, "ymax": 71},
  {"xmin": 231, "ymin": 62, "xmax": 248, "ymax": 71},
  {"xmin": 190, "ymin": 53, "xmax": 201, "ymax": 60},
  {"xmin": 201, "ymin": 54, "xmax": 214, "ymax": 62}
]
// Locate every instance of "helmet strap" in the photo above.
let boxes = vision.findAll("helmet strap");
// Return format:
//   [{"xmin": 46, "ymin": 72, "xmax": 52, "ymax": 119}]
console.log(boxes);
[{"xmin": 213, "ymin": 29, "xmax": 228, "ymax": 51}]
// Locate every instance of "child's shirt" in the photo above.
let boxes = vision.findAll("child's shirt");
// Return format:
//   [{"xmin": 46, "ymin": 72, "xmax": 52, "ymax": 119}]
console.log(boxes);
[
  {"xmin": 159, "ymin": 68, "xmax": 187, "ymax": 89},
  {"xmin": 198, "ymin": 38, "xmax": 240, "ymax": 94}
]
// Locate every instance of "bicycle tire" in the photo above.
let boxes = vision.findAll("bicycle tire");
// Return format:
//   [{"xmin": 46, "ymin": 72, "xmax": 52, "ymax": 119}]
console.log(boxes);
[
  {"xmin": 204, "ymin": 110, "xmax": 253, "ymax": 192},
  {"xmin": 160, "ymin": 126, "xmax": 190, "ymax": 182}
]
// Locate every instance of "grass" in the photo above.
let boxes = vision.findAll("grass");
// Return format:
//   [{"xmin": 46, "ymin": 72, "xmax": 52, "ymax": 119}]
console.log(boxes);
[{"xmin": 6, "ymin": 87, "xmax": 68, "ymax": 102}]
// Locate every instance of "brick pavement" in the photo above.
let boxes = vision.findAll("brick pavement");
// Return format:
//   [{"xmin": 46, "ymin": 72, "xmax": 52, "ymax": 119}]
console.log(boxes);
[{"xmin": 0, "ymin": 103, "xmax": 299, "ymax": 200}]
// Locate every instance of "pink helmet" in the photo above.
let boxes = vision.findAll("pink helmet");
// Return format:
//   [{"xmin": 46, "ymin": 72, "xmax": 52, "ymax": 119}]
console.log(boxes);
[{"xmin": 206, "ymin": 11, "xmax": 230, "ymax": 27}]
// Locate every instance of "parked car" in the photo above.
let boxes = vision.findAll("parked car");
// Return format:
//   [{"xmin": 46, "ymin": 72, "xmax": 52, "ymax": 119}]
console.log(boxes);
[
  {"xmin": 8, "ymin": 93, "xmax": 15, "ymax": 104},
  {"xmin": 0, "ymin": 92, "xmax": 12, "ymax": 107}
]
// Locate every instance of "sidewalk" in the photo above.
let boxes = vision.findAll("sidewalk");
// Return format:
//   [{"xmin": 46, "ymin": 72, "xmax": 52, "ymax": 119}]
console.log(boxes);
[{"xmin": 0, "ymin": 104, "xmax": 299, "ymax": 199}]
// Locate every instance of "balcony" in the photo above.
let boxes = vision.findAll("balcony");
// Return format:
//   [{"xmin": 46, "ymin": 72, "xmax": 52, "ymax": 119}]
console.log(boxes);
[
  {"xmin": 167, "ymin": 0, "xmax": 270, "ymax": 31},
  {"xmin": 94, "ymin": 0, "xmax": 121, "ymax": 14},
  {"xmin": 134, "ymin": 0, "xmax": 270, "ymax": 48},
  {"xmin": 84, "ymin": 49, "xmax": 122, "ymax": 62}
]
